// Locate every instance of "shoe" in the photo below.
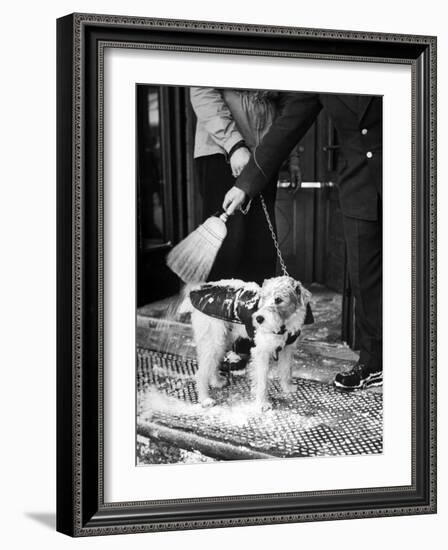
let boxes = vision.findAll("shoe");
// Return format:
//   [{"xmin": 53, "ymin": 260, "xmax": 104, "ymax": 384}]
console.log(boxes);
[
  {"xmin": 334, "ymin": 362, "xmax": 382, "ymax": 391},
  {"xmin": 220, "ymin": 351, "xmax": 249, "ymax": 375}
]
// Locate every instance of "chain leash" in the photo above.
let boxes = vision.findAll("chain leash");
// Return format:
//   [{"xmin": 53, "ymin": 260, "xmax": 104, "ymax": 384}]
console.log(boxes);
[{"xmin": 258, "ymin": 195, "xmax": 290, "ymax": 277}]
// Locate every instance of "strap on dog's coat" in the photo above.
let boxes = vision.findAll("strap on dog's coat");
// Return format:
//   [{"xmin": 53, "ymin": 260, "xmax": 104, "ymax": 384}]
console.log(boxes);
[
  {"xmin": 285, "ymin": 330, "xmax": 301, "ymax": 346},
  {"xmin": 284, "ymin": 304, "xmax": 312, "ymax": 345}
]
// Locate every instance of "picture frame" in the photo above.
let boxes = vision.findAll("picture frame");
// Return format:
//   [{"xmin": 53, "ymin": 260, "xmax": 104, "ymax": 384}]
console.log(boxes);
[{"xmin": 56, "ymin": 12, "xmax": 437, "ymax": 536}]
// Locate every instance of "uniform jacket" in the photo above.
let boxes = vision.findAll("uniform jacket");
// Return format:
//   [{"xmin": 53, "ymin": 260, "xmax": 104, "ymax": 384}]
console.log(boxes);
[{"xmin": 235, "ymin": 93, "xmax": 382, "ymax": 221}]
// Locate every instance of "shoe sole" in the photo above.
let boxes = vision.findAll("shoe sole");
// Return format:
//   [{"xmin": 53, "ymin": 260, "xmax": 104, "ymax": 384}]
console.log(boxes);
[
  {"xmin": 220, "ymin": 356, "xmax": 249, "ymax": 373},
  {"xmin": 334, "ymin": 371, "xmax": 383, "ymax": 391}
]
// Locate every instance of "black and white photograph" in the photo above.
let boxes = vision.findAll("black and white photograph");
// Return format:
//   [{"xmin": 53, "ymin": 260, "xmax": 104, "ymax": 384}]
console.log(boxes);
[
  {"xmin": 53, "ymin": 7, "xmax": 436, "ymax": 539},
  {"xmin": 1, "ymin": 0, "xmax": 443, "ymax": 544},
  {"xmin": 136, "ymin": 85, "xmax": 383, "ymax": 465}
]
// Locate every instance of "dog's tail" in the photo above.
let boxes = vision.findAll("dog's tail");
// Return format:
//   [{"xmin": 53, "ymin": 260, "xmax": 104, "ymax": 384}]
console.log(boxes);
[{"xmin": 177, "ymin": 283, "xmax": 201, "ymax": 315}]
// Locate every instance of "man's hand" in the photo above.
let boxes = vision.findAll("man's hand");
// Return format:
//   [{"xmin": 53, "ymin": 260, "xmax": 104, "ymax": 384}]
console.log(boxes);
[
  {"xmin": 229, "ymin": 147, "xmax": 251, "ymax": 178},
  {"xmin": 223, "ymin": 186, "xmax": 247, "ymax": 215}
]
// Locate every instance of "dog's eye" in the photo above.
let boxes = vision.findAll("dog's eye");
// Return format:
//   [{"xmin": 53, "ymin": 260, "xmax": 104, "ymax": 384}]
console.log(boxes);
[{"xmin": 274, "ymin": 297, "xmax": 283, "ymax": 305}]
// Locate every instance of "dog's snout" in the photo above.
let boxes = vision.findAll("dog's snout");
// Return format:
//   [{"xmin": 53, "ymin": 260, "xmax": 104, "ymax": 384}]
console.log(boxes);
[
  {"xmin": 279, "ymin": 324, "xmax": 286, "ymax": 334},
  {"xmin": 255, "ymin": 315, "xmax": 265, "ymax": 324}
]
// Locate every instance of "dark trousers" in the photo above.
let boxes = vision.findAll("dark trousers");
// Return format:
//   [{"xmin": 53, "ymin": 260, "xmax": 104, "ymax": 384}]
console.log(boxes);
[
  {"xmin": 342, "ymin": 201, "xmax": 382, "ymax": 369},
  {"xmin": 195, "ymin": 154, "xmax": 277, "ymax": 285}
]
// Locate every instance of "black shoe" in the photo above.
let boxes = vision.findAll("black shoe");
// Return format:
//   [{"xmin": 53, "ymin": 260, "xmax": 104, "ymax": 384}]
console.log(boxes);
[
  {"xmin": 220, "ymin": 352, "xmax": 249, "ymax": 375},
  {"xmin": 334, "ymin": 362, "xmax": 382, "ymax": 391}
]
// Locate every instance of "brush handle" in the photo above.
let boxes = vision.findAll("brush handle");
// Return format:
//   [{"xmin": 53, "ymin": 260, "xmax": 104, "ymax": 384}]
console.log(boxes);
[{"xmin": 213, "ymin": 210, "xmax": 229, "ymax": 223}]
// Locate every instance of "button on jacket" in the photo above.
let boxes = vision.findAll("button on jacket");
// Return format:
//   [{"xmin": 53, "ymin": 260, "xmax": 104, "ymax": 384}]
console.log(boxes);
[{"xmin": 235, "ymin": 93, "xmax": 383, "ymax": 221}]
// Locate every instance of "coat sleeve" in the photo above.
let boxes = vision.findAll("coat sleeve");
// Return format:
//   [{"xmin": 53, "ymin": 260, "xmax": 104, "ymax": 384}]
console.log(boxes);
[
  {"xmin": 235, "ymin": 93, "xmax": 322, "ymax": 198},
  {"xmin": 190, "ymin": 87, "xmax": 245, "ymax": 154}
]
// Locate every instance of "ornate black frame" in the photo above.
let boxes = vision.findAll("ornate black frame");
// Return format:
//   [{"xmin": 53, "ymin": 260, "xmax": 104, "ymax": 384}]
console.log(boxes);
[{"xmin": 56, "ymin": 13, "xmax": 437, "ymax": 536}]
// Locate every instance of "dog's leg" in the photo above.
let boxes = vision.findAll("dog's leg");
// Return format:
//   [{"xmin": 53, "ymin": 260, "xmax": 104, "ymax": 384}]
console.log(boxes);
[
  {"xmin": 196, "ymin": 343, "xmax": 222, "ymax": 407},
  {"xmin": 192, "ymin": 312, "xmax": 227, "ymax": 407},
  {"xmin": 208, "ymin": 321, "xmax": 230, "ymax": 391},
  {"xmin": 278, "ymin": 346, "xmax": 296, "ymax": 394},
  {"xmin": 250, "ymin": 346, "xmax": 272, "ymax": 411}
]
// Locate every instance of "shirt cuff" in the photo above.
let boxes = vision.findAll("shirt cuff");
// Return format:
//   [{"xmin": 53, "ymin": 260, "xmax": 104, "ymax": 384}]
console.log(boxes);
[
  {"xmin": 223, "ymin": 131, "xmax": 245, "ymax": 155},
  {"xmin": 225, "ymin": 140, "xmax": 248, "ymax": 163},
  {"xmin": 235, "ymin": 158, "xmax": 268, "ymax": 199}
]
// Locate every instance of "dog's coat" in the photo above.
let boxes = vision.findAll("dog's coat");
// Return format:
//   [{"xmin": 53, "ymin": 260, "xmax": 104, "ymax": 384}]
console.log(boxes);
[
  {"xmin": 190, "ymin": 282, "xmax": 260, "ymax": 337},
  {"xmin": 189, "ymin": 277, "xmax": 313, "ymax": 410}
]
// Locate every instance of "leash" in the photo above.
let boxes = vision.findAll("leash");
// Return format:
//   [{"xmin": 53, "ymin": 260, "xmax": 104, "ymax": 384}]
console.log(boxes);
[
  {"xmin": 258, "ymin": 195, "xmax": 290, "ymax": 277},
  {"xmin": 247, "ymin": 148, "xmax": 290, "ymax": 277}
]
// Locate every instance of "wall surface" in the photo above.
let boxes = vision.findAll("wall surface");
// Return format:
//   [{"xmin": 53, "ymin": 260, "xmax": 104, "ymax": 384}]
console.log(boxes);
[{"xmin": 0, "ymin": 1, "xmax": 445, "ymax": 548}]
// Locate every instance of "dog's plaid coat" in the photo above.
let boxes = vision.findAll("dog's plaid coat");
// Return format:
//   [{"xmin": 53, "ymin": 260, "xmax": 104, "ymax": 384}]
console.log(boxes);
[{"xmin": 190, "ymin": 283, "xmax": 260, "ymax": 337}]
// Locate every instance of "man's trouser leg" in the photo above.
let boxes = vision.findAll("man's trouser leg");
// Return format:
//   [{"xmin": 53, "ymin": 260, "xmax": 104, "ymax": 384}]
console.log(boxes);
[
  {"xmin": 195, "ymin": 154, "xmax": 277, "ymax": 285},
  {"xmin": 342, "ymin": 208, "xmax": 382, "ymax": 371}
]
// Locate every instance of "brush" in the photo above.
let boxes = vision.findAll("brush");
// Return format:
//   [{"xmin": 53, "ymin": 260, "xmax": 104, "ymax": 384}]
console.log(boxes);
[{"xmin": 166, "ymin": 211, "xmax": 229, "ymax": 283}]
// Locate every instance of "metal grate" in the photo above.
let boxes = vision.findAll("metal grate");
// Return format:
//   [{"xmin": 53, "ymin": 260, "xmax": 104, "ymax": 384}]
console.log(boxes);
[{"xmin": 137, "ymin": 347, "xmax": 383, "ymax": 459}]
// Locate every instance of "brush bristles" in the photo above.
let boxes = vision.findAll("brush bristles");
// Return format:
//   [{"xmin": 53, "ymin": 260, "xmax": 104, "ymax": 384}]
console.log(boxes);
[{"xmin": 166, "ymin": 216, "xmax": 227, "ymax": 283}]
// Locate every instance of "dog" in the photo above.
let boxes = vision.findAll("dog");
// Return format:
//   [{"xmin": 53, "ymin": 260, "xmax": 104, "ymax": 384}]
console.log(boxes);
[{"xmin": 187, "ymin": 276, "xmax": 313, "ymax": 410}]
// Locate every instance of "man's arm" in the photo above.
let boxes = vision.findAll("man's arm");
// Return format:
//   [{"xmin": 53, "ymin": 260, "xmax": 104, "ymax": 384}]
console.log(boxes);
[
  {"xmin": 190, "ymin": 87, "xmax": 244, "ymax": 154},
  {"xmin": 235, "ymin": 92, "xmax": 322, "ymax": 199}
]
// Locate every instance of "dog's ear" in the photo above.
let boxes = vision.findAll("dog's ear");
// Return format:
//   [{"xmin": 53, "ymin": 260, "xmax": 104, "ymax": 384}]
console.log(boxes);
[
  {"xmin": 294, "ymin": 281, "xmax": 303, "ymax": 299},
  {"xmin": 295, "ymin": 281, "xmax": 314, "ymax": 323},
  {"xmin": 304, "ymin": 303, "xmax": 314, "ymax": 325}
]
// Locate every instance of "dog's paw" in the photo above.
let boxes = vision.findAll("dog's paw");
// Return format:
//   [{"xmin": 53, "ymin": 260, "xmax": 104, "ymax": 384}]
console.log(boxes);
[
  {"xmin": 200, "ymin": 397, "xmax": 216, "ymax": 408},
  {"xmin": 281, "ymin": 381, "xmax": 296, "ymax": 394},
  {"xmin": 254, "ymin": 401, "xmax": 272, "ymax": 413}
]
